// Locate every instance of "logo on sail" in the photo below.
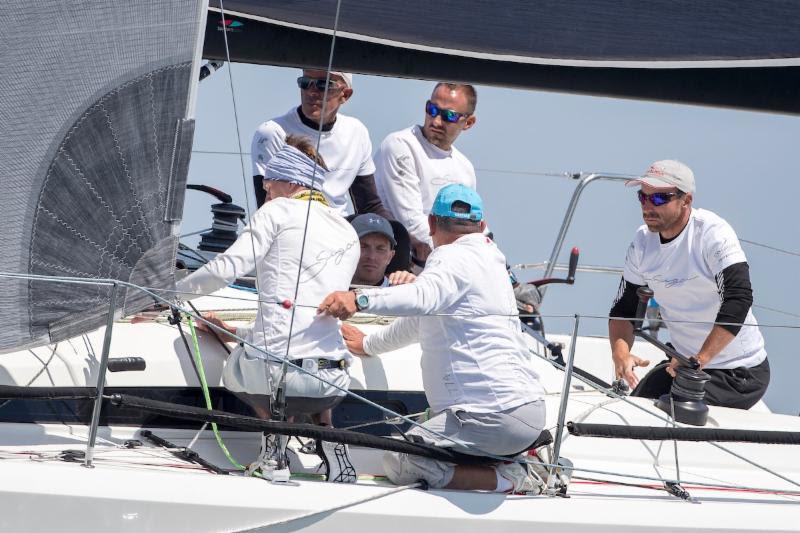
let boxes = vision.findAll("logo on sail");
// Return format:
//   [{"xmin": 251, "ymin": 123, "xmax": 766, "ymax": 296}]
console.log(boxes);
[{"xmin": 218, "ymin": 19, "xmax": 244, "ymax": 32}]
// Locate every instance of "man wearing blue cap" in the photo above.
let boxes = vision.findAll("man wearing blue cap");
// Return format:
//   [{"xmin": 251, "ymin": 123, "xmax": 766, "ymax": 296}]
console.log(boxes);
[
  {"xmin": 177, "ymin": 135, "xmax": 360, "ymax": 483},
  {"xmin": 319, "ymin": 184, "xmax": 547, "ymax": 494}
]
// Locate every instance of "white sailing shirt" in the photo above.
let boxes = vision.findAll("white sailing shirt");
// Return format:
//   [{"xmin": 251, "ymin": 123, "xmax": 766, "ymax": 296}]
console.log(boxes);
[
  {"xmin": 177, "ymin": 197, "xmax": 360, "ymax": 363},
  {"xmin": 251, "ymin": 108, "xmax": 376, "ymax": 214},
  {"xmin": 362, "ymin": 233, "xmax": 544, "ymax": 414},
  {"xmin": 374, "ymin": 125, "xmax": 476, "ymax": 246},
  {"xmin": 623, "ymin": 208, "xmax": 766, "ymax": 370}
]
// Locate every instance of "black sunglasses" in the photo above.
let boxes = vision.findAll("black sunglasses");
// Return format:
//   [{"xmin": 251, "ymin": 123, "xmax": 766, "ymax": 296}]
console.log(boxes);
[
  {"xmin": 296, "ymin": 76, "xmax": 343, "ymax": 92},
  {"xmin": 425, "ymin": 100, "xmax": 469, "ymax": 123},
  {"xmin": 637, "ymin": 190, "xmax": 682, "ymax": 207}
]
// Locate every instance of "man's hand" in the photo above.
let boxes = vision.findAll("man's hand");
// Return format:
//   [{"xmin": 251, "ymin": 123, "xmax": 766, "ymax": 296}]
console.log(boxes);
[
  {"xmin": 666, "ymin": 355, "xmax": 706, "ymax": 378},
  {"xmin": 410, "ymin": 236, "xmax": 432, "ymax": 263},
  {"xmin": 318, "ymin": 291, "xmax": 358, "ymax": 320},
  {"xmin": 130, "ymin": 303, "xmax": 170, "ymax": 324},
  {"xmin": 195, "ymin": 311, "xmax": 238, "ymax": 342},
  {"xmin": 613, "ymin": 352, "xmax": 651, "ymax": 388},
  {"xmin": 387, "ymin": 270, "xmax": 416, "ymax": 286},
  {"xmin": 514, "ymin": 284, "xmax": 542, "ymax": 315},
  {"xmin": 341, "ymin": 323, "xmax": 367, "ymax": 356}
]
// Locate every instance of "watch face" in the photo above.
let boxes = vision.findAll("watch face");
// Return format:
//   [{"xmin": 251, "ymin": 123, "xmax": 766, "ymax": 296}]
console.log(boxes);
[{"xmin": 356, "ymin": 294, "xmax": 369, "ymax": 309}]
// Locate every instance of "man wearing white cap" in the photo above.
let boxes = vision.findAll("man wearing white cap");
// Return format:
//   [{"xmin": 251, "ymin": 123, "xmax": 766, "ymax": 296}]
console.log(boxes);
[
  {"xmin": 251, "ymin": 69, "xmax": 392, "ymax": 220},
  {"xmin": 178, "ymin": 135, "xmax": 360, "ymax": 482},
  {"xmin": 609, "ymin": 160, "xmax": 769, "ymax": 409}
]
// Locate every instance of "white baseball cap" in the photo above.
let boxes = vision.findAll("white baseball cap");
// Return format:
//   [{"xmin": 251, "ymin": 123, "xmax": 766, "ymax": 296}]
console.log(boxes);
[
  {"xmin": 626, "ymin": 159, "xmax": 695, "ymax": 194},
  {"xmin": 330, "ymin": 71, "xmax": 353, "ymax": 89}
]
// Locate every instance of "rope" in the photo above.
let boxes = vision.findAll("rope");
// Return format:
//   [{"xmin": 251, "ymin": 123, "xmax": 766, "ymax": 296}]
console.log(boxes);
[
  {"xmin": 277, "ymin": 0, "xmax": 345, "ymax": 413},
  {"xmin": 236, "ymin": 482, "xmax": 423, "ymax": 531},
  {"xmin": 185, "ymin": 316, "xmax": 247, "ymax": 471},
  {"xmin": 740, "ymin": 238, "xmax": 800, "ymax": 258},
  {"xmin": 215, "ymin": 0, "xmax": 276, "ymax": 401}
]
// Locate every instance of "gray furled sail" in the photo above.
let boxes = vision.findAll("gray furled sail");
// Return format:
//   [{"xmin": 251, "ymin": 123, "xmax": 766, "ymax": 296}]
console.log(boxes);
[
  {"xmin": 204, "ymin": 0, "xmax": 800, "ymax": 114},
  {"xmin": 0, "ymin": 1, "xmax": 207, "ymax": 351}
]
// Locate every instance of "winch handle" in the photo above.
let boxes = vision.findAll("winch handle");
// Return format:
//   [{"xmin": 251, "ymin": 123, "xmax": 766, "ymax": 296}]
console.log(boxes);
[
  {"xmin": 186, "ymin": 184, "xmax": 233, "ymax": 204},
  {"xmin": 528, "ymin": 247, "xmax": 580, "ymax": 288},
  {"xmin": 634, "ymin": 286, "xmax": 699, "ymax": 369}
]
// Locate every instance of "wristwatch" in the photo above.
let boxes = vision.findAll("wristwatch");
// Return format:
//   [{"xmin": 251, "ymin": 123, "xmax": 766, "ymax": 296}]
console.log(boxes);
[{"xmin": 353, "ymin": 289, "xmax": 369, "ymax": 311}]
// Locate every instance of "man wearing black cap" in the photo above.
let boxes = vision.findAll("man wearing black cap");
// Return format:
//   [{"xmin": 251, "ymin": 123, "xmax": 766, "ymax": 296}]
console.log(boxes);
[{"xmin": 350, "ymin": 213, "xmax": 416, "ymax": 288}]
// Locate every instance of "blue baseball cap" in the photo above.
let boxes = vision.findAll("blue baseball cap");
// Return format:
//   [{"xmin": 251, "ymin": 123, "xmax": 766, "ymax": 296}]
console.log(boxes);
[{"xmin": 430, "ymin": 184, "xmax": 484, "ymax": 221}]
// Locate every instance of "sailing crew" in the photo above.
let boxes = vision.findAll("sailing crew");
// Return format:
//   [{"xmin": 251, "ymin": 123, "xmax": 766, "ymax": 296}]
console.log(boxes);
[
  {"xmin": 609, "ymin": 160, "xmax": 770, "ymax": 409},
  {"xmin": 320, "ymin": 184, "xmax": 547, "ymax": 494},
  {"xmin": 350, "ymin": 213, "xmax": 416, "ymax": 287},
  {"xmin": 177, "ymin": 135, "xmax": 360, "ymax": 482},
  {"xmin": 250, "ymin": 69, "xmax": 392, "ymax": 220},
  {"xmin": 374, "ymin": 83, "xmax": 478, "ymax": 265}
]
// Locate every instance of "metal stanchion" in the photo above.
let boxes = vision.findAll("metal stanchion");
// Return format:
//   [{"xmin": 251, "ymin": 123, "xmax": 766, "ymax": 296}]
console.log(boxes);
[
  {"xmin": 547, "ymin": 314, "xmax": 580, "ymax": 492},
  {"xmin": 84, "ymin": 282, "xmax": 118, "ymax": 468}
]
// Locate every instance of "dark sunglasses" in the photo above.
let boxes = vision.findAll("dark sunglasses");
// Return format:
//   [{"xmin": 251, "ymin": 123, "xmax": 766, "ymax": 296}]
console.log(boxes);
[
  {"xmin": 425, "ymin": 100, "xmax": 469, "ymax": 123},
  {"xmin": 296, "ymin": 76, "xmax": 342, "ymax": 92},
  {"xmin": 637, "ymin": 190, "xmax": 682, "ymax": 207}
]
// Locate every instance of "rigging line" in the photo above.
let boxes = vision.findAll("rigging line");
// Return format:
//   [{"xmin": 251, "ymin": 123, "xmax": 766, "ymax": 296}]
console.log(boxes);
[
  {"xmin": 238, "ymin": 482, "xmax": 424, "ymax": 531},
  {"xmin": 166, "ymin": 303, "xmax": 508, "ymax": 460},
  {"xmin": 536, "ymin": 351, "xmax": 800, "ymax": 490},
  {"xmin": 132, "ymin": 281, "xmax": 800, "ymax": 329},
  {"xmin": 192, "ymin": 149, "xmax": 604, "ymax": 180},
  {"xmin": 166, "ymin": 299, "xmax": 794, "ymax": 483},
  {"xmin": 0, "ymin": 272, "xmax": 792, "ymax": 483},
  {"xmin": 753, "ymin": 304, "xmax": 800, "ymax": 320},
  {"xmin": 177, "ymin": 243, "xmax": 209, "ymax": 266},
  {"xmin": 6, "ymin": 270, "xmax": 800, "ymax": 329},
  {"xmin": 740, "ymin": 238, "xmax": 800, "ymax": 258},
  {"xmin": 0, "ymin": 345, "xmax": 59, "ymax": 410},
  {"xmin": 179, "ymin": 227, "xmax": 211, "ymax": 238},
  {"xmin": 215, "ymin": 0, "xmax": 276, "ymax": 400},
  {"xmin": 277, "ymin": 0, "xmax": 345, "ymax": 407}
]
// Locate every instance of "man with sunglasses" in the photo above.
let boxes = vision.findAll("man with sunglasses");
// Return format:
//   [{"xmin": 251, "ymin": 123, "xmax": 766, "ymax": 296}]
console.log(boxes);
[
  {"xmin": 609, "ymin": 160, "xmax": 769, "ymax": 409},
  {"xmin": 251, "ymin": 69, "xmax": 391, "ymax": 219},
  {"xmin": 374, "ymin": 83, "xmax": 477, "ymax": 265}
]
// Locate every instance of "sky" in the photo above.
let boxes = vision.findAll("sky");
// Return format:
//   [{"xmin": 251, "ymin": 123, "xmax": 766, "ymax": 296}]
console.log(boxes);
[{"xmin": 185, "ymin": 63, "xmax": 800, "ymax": 415}]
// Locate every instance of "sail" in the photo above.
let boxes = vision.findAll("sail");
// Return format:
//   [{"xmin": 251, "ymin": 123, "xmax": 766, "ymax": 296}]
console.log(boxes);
[
  {"xmin": 204, "ymin": 0, "xmax": 800, "ymax": 114},
  {"xmin": 0, "ymin": 1, "xmax": 207, "ymax": 351}
]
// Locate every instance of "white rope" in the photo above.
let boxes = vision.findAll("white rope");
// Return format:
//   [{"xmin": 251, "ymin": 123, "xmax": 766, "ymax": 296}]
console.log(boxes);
[
  {"xmin": 276, "ymin": 0, "xmax": 345, "ymax": 409},
  {"xmin": 236, "ymin": 482, "xmax": 423, "ymax": 532}
]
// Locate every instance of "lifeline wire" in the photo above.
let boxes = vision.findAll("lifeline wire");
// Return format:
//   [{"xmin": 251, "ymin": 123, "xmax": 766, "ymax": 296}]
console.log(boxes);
[
  {"xmin": 215, "ymin": 0, "xmax": 278, "ymax": 400},
  {"xmin": 276, "ymin": 0, "xmax": 345, "ymax": 411},
  {"xmin": 2, "ymin": 271, "xmax": 798, "ymax": 493}
]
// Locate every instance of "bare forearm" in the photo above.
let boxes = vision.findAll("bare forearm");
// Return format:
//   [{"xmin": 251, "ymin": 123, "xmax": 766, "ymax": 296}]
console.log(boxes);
[
  {"xmin": 609, "ymin": 318, "xmax": 635, "ymax": 357},
  {"xmin": 696, "ymin": 325, "xmax": 735, "ymax": 367}
]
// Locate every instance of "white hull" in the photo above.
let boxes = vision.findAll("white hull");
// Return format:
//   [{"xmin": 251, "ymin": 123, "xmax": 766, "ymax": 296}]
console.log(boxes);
[{"xmin": 0, "ymin": 290, "xmax": 797, "ymax": 531}]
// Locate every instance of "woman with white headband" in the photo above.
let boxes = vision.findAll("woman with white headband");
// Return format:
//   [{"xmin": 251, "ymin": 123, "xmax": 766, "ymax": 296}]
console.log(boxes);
[{"xmin": 176, "ymin": 135, "xmax": 360, "ymax": 483}]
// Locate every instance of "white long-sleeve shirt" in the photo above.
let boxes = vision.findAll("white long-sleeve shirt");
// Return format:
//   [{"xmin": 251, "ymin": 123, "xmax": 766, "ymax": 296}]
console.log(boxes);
[
  {"xmin": 362, "ymin": 233, "xmax": 544, "ymax": 414},
  {"xmin": 374, "ymin": 125, "xmax": 476, "ymax": 246},
  {"xmin": 177, "ymin": 197, "xmax": 360, "ymax": 363}
]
